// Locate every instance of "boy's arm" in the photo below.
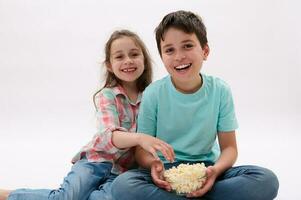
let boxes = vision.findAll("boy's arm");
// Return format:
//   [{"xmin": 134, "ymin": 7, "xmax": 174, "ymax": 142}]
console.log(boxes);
[
  {"xmin": 135, "ymin": 145, "xmax": 157, "ymax": 169},
  {"xmin": 135, "ymin": 85, "xmax": 173, "ymax": 190},
  {"xmin": 135, "ymin": 86, "xmax": 175, "ymax": 162},
  {"xmin": 135, "ymin": 146, "xmax": 172, "ymax": 191},
  {"xmin": 214, "ymin": 131, "xmax": 238, "ymax": 175},
  {"xmin": 213, "ymin": 81, "xmax": 238, "ymax": 175},
  {"xmin": 187, "ymin": 131, "xmax": 237, "ymax": 198}
]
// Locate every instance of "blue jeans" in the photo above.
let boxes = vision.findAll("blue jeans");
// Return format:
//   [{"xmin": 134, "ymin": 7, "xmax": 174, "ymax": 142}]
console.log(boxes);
[
  {"xmin": 111, "ymin": 162, "xmax": 279, "ymax": 200},
  {"xmin": 88, "ymin": 173, "xmax": 117, "ymax": 200},
  {"xmin": 8, "ymin": 158, "xmax": 114, "ymax": 200}
]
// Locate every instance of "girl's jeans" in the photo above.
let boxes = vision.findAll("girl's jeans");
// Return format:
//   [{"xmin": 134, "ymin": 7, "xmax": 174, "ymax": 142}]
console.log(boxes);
[
  {"xmin": 111, "ymin": 162, "xmax": 279, "ymax": 200},
  {"xmin": 8, "ymin": 158, "xmax": 116, "ymax": 200}
]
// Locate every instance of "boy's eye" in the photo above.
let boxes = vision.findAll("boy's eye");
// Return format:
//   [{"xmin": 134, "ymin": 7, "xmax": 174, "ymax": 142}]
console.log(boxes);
[
  {"xmin": 164, "ymin": 48, "xmax": 174, "ymax": 54},
  {"xmin": 183, "ymin": 44, "xmax": 193, "ymax": 49}
]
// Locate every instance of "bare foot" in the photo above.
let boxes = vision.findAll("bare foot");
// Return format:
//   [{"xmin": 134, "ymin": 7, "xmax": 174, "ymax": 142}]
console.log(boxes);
[{"xmin": 0, "ymin": 189, "xmax": 12, "ymax": 200}]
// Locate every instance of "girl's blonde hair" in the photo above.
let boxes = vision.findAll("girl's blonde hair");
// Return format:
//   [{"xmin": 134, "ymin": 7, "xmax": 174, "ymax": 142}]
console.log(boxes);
[{"xmin": 93, "ymin": 30, "xmax": 153, "ymax": 109}]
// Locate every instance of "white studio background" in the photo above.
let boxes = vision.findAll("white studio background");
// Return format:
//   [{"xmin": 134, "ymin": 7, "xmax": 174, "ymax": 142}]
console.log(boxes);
[{"xmin": 0, "ymin": 0, "xmax": 300, "ymax": 199}]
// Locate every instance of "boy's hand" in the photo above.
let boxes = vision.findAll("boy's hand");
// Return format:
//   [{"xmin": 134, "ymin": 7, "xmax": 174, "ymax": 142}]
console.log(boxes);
[
  {"xmin": 186, "ymin": 166, "xmax": 217, "ymax": 198},
  {"xmin": 137, "ymin": 133, "xmax": 175, "ymax": 162},
  {"xmin": 150, "ymin": 160, "xmax": 171, "ymax": 191}
]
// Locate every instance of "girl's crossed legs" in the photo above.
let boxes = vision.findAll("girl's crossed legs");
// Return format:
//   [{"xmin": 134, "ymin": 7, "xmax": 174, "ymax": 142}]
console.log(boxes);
[{"xmin": 7, "ymin": 159, "xmax": 112, "ymax": 200}]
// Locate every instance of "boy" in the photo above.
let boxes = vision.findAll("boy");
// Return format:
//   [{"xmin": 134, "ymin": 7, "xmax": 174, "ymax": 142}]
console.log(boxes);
[{"xmin": 111, "ymin": 10, "xmax": 279, "ymax": 200}]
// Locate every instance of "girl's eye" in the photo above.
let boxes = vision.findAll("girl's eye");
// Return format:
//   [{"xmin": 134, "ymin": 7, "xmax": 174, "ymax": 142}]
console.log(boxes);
[
  {"xmin": 131, "ymin": 52, "xmax": 140, "ymax": 57},
  {"xmin": 115, "ymin": 55, "xmax": 123, "ymax": 59}
]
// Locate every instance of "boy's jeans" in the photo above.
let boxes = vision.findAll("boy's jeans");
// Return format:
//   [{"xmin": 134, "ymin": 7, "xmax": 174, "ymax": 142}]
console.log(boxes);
[
  {"xmin": 111, "ymin": 162, "xmax": 279, "ymax": 200},
  {"xmin": 8, "ymin": 158, "xmax": 114, "ymax": 200}
]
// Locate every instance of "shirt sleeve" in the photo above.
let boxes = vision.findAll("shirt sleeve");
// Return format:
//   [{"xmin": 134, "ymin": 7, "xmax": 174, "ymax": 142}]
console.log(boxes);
[
  {"xmin": 217, "ymin": 83, "xmax": 239, "ymax": 132},
  {"xmin": 90, "ymin": 89, "xmax": 127, "ymax": 154},
  {"xmin": 137, "ymin": 87, "xmax": 157, "ymax": 136}
]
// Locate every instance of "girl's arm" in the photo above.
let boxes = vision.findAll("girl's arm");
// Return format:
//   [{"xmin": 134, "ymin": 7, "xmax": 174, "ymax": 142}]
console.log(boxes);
[
  {"xmin": 187, "ymin": 131, "xmax": 237, "ymax": 198},
  {"xmin": 92, "ymin": 90, "xmax": 174, "ymax": 162},
  {"xmin": 112, "ymin": 131, "xmax": 174, "ymax": 162}
]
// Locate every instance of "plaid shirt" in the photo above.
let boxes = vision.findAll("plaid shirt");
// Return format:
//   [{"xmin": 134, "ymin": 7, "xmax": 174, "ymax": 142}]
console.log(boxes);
[{"xmin": 72, "ymin": 85, "xmax": 141, "ymax": 174}]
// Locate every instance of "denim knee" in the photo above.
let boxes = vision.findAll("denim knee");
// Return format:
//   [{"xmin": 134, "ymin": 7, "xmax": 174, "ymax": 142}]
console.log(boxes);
[
  {"xmin": 111, "ymin": 171, "xmax": 132, "ymax": 197},
  {"xmin": 247, "ymin": 166, "xmax": 279, "ymax": 200},
  {"xmin": 261, "ymin": 167, "xmax": 279, "ymax": 199},
  {"xmin": 111, "ymin": 170, "xmax": 145, "ymax": 200}
]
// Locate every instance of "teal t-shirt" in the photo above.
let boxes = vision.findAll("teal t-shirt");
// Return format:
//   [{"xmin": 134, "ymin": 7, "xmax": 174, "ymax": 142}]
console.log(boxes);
[{"xmin": 137, "ymin": 74, "xmax": 238, "ymax": 163}]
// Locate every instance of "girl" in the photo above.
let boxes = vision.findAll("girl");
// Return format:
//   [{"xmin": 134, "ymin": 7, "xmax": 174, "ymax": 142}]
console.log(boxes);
[{"xmin": 0, "ymin": 29, "xmax": 174, "ymax": 200}]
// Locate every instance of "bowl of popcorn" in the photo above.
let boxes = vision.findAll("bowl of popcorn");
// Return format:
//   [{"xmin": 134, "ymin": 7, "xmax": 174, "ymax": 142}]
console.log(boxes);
[{"xmin": 163, "ymin": 163, "xmax": 207, "ymax": 195}]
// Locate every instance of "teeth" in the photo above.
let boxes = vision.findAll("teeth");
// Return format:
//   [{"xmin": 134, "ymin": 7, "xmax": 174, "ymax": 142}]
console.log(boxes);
[
  {"xmin": 122, "ymin": 68, "xmax": 136, "ymax": 72},
  {"xmin": 175, "ymin": 64, "xmax": 190, "ymax": 70}
]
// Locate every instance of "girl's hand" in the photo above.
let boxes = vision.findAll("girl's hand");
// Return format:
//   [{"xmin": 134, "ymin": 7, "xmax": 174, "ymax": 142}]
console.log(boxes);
[
  {"xmin": 150, "ymin": 160, "xmax": 171, "ymax": 191},
  {"xmin": 186, "ymin": 166, "xmax": 217, "ymax": 198},
  {"xmin": 137, "ymin": 133, "xmax": 175, "ymax": 162}
]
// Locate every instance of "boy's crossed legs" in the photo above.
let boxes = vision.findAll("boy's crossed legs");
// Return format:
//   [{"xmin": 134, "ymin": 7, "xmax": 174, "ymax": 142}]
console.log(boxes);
[{"xmin": 111, "ymin": 163, "xmax": 279, "ymax": 200}]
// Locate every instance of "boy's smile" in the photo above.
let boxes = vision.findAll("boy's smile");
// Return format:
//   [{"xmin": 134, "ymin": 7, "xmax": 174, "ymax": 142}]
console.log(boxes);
[
  {"xmin": 174, "ymin": 63, "xmax": 192, "ymax": 71},
  {"xmin": 160, "ymin": 28, "xmax": 209, "ymax": 93}
]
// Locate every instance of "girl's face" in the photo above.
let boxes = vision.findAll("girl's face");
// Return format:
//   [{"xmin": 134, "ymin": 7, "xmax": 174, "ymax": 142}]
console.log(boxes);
[
  {"xmin": 108, "ymin": 36, "xmax": 145, "ymax": 85},
  {"xmin": 160, "ymin": 28, "xmax": 209, "ymax": 91}
]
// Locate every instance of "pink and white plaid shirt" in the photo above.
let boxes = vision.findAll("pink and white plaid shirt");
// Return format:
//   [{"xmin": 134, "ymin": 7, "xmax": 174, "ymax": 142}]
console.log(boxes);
[{"xmin": 72, "ymin": 85, "xmax": 141, "ymax": 174}]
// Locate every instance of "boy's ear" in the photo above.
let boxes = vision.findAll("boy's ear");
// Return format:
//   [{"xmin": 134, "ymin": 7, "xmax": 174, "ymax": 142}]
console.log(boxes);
[{"xmin": 203, "ymin": 45, "xmax": 210, "ymax": 60}]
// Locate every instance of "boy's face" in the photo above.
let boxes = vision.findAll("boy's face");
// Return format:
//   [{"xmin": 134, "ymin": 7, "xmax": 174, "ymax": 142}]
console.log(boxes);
[{"xmin": 160, "ymin": 28, "xmax": 209, "ymax": 89}]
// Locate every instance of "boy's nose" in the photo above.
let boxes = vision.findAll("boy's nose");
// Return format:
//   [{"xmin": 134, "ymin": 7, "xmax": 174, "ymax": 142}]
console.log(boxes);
[{"xmin": 175, "ymin": 52, "xmax": 186, "ymax": 61}]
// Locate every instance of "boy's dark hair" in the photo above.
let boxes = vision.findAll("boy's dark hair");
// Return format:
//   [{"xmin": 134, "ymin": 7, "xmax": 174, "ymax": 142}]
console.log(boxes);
[{"xmin": 155, "ymin": 10, "xmax": 208, "ymax": 56}]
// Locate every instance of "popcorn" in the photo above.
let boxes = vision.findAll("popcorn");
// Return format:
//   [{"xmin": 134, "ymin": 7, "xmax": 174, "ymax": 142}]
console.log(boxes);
[{"xmin": 163, "ymin": 163, "xmax": 207, "ymax": 194}]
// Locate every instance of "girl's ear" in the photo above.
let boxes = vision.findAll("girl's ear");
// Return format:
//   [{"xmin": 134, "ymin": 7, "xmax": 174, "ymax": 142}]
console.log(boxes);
[
  {"xmin": 106, "ymin": 61, "xmax": 113, "ymax": 72},
  {"xmin": 203, "ymin": 45, "xmax": 210, "ymax": 60}
]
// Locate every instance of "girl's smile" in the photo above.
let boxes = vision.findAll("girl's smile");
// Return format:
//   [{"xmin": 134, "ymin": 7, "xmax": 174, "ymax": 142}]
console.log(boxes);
[
  {"xmin": 121, "ymin": 67, "xmax": 137, "ymax": 73},
  {"xmin": 109, "ymin": 36, "xmax": 145, "ymax": 84}
]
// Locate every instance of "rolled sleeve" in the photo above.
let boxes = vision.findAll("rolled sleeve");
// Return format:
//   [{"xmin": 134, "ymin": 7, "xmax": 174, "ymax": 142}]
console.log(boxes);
[{"xmin": 92, "ymin": 90, "xmax": 128, "ymax": 154}]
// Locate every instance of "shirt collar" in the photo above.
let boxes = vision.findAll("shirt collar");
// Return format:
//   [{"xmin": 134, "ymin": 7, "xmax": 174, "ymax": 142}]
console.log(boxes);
[{"xmin": 112, "ymin": 84, "xmax": 142, "ymax": 105}]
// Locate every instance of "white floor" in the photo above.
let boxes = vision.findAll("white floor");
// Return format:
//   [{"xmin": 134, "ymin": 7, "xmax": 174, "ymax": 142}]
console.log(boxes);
[
  {"xmin": 0, "ymin": 116, "xmax": 300, "ymax": 200},
  {"xmin": 1, "ymin": 1, "xmax": 300, "ymax": 199}
]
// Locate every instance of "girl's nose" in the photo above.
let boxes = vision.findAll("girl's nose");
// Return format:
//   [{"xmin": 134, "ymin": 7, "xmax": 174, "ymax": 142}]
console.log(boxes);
[{"xmin": 124, "ymin": 56, "xmax": 134, "ymax": 64}]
